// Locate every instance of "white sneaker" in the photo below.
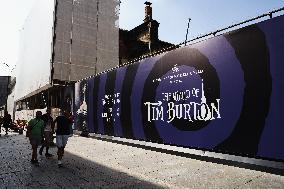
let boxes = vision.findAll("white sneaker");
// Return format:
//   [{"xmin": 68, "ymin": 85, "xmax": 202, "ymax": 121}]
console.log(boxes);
[{"xmin": 58, "ymin": 160, "xmax": 62, "ymax": 167}]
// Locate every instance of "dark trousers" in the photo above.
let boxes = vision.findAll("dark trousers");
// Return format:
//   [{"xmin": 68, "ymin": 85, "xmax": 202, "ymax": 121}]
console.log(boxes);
[{"xmin": 3, "ymin": 124, "xmax": 9, "ymax": 134}]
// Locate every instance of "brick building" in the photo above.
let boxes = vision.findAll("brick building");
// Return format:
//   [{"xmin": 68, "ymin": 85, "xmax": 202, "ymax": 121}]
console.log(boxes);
[{"xmin": 119, "ymin": 1, "xmax": 173, "ymax": 65}]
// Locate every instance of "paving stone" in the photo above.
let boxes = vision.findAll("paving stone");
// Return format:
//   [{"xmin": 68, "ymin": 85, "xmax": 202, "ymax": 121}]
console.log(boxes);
[{"xmin": 0, "ymin": 129, "xmax": 283, "ymax": 188}]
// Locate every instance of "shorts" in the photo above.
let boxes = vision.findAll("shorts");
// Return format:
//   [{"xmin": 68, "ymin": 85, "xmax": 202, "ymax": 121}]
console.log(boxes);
[
  {"xmin": 56, "ymin": 135, "xmax": 69, "ymax": 148},
  {"xmin": 30, "ymin": 137, "xmax": 42, "ymax": 146}
]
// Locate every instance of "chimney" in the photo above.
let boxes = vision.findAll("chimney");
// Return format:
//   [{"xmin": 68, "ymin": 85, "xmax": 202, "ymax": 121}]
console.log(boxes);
[{"xmin": 144, "ymin": 1, "xmax": 152, "ymax": 23}]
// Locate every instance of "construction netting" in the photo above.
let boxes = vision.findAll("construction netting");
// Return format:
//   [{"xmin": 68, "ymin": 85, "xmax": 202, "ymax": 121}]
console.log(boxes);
[{"xmin": 53, "ymin": 0, "xmax": 120, "ymax": 82}]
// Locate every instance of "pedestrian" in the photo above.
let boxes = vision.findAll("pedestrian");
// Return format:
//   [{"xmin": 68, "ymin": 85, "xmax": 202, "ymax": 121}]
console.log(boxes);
[
  {"xmin": 26, "ymin": 111, "xmax": 45, "ymax": 165},
  {"xmin": 39, "ymin": 107, "xmax": 54, "ymax": 157},
  {"xmin": 0, "ymin": 115, "xmax": 3, "ymax": 136},
  {"xmin": 2, "ymin": 111, "xmax": 12, "ymax": 135},
  {"xmin": 54, "ymin": 109, "xmax": 72, "ymax": 167},
  {"xmin": 68, "ymin": 111, "xmax": 74, "ymax": 135}
]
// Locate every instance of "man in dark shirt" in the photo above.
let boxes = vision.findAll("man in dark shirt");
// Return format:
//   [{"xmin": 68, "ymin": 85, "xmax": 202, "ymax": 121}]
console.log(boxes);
[{"xmin": 54, "ymin": 109, "xmax": 72, "ymax": 167}]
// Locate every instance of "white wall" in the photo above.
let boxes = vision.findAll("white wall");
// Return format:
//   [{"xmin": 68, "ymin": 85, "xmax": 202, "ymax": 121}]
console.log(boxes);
[{"xmin": 15, "ymin": 0, "xmax": 55, "ymax": 101}]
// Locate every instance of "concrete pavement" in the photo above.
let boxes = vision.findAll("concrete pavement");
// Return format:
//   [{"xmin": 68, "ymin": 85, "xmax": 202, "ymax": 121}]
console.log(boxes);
[{"xmin": 0, "ymin": 129, "xmax": 284, "ymax": 188}]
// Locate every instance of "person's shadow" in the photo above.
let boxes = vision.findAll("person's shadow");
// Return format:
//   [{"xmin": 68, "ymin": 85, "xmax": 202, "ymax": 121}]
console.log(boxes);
[{"xmin": 25, "ymin": 151, "xmax": 164, "ymax": 188}]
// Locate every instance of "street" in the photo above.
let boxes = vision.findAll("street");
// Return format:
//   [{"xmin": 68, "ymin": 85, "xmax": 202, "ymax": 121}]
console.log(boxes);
[{"xmin": 0, "ymin": 129, "xmax": 284, "ymax": 189}]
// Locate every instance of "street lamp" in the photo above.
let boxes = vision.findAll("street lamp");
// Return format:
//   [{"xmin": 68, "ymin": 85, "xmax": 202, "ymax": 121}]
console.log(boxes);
[{"xmin": 185, "ymin": 18, "xmax": 191, "ymax": 46}]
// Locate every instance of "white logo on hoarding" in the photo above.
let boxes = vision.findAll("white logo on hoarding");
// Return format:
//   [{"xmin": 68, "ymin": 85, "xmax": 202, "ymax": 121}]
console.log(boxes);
[{"xmin": 144, "ymin": 79, "xmax": 221, "ymax": 123}]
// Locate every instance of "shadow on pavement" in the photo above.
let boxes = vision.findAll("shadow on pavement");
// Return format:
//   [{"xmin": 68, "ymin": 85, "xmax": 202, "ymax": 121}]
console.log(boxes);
[
  {"xmin": 0, "ymin": 133, "xmax": 165, "ymax": 188},
  {"xmin": 26, "ymin": 151, "xmax": 164, "ymax": 189}
]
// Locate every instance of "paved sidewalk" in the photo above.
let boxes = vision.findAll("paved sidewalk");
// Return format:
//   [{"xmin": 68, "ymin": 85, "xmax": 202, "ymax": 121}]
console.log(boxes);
[{"xmin": 0, "ymin": 130, "xmax": 284, "ymax": 189}]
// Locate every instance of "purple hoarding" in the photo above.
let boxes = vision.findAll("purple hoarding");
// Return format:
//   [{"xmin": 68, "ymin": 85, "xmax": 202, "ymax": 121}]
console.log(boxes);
[{"xmin": 75, "ymin": 15, "xmax": 284, "ymax": 161}]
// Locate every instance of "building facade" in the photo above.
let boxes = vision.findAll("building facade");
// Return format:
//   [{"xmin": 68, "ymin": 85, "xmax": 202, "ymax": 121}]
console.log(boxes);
[
  {"xmin": 0, "ymin": 76, "xmax": 9, "ymax": 116},
  {"xmin": 0, "ymin": 76, "xmax": 15, "ymax": 118},
  {"xmin": 14, "ymin": 0, "xmax": 172, "ymax": 121},
  {"xmin": 119, "ymin": 2, "xmax": 173, "ymax": 65},
  {"xmin": 15, "ymin": 0, "xmax": 119, "ymax": 119}
]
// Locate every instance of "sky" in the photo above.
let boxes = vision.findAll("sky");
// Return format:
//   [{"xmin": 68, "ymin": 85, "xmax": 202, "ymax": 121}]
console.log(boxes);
[
  {"xmin": 119, "ymin": 0, "xmax": 284, "ymax": 43},
  {"xmin": 0, "ymin": 0, "xmax": 37, "ymax": 76},
  {"xmin": 0, "ymin": 0, "xmax": 284, "ymax": 76}
]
